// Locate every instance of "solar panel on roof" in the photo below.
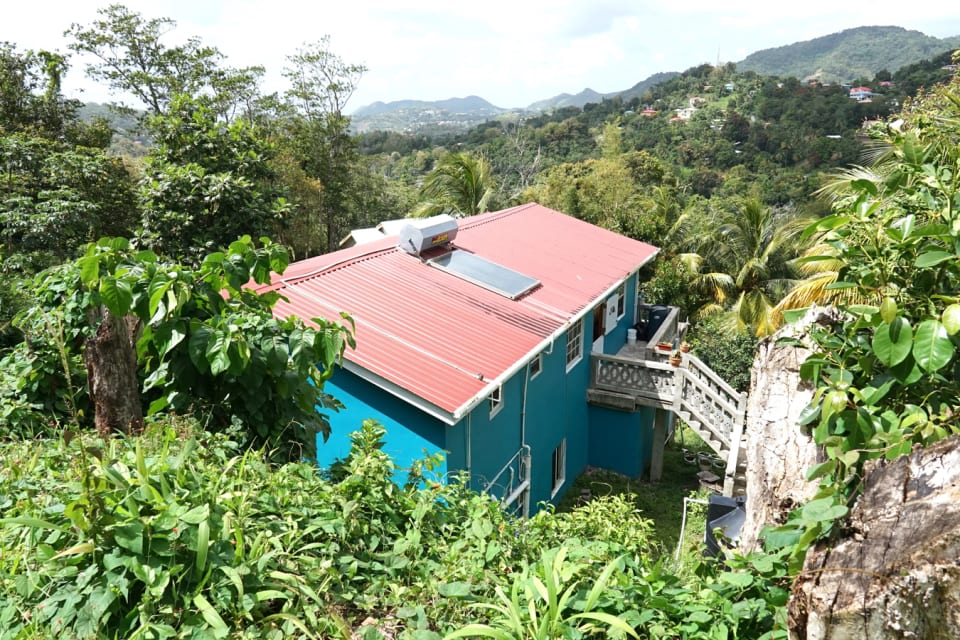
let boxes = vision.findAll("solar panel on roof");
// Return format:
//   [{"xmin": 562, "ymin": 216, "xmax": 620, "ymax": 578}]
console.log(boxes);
[{"xmin": 429, "ymin": 250, "xmax": 540, "ymax": 299}]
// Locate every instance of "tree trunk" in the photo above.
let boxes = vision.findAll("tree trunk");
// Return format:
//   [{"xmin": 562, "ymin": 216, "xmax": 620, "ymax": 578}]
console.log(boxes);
[
  {"xmin": 84, "ymin": 309, "xmax": 142, "ymax": 434},
  {"xmin": 739, "ymin": 308, "xmax": 826, "ymax": 552},
  {"xmin": 789, "ymin": 434, "xmax": 960, "ymax": 639}
]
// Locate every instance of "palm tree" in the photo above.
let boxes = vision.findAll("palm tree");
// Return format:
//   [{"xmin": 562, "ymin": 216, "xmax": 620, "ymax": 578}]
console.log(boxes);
[
  {"xmin": 413, "ymin": 151, "xmax": 495, "ymax": 217},
  {"xmin": 682, "ymin": 198, "xmax": 816, "ymax": 337}
]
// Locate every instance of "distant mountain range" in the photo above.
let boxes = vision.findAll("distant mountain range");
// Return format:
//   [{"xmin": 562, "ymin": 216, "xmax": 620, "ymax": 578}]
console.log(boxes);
[{"xmin": 350, "ymin": 25, "xmax": 959, "ymax": 134}]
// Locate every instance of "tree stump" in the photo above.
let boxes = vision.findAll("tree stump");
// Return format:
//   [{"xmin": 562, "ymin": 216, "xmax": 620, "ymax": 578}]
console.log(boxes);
[
  {"xmin": 84, "ymin": 309, "xmax": 142, "ymax": 434},
  {"xmin": 789, "ymin": 435, "xmax": 960, "ymax": 639},
  {"xmin": 739, "ymin": 308, "xmax": 826, "ymax": 552}
]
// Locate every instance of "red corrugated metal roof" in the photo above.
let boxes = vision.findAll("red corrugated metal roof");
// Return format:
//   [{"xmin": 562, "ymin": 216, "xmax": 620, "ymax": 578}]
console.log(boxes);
[{"xmin": 259, "ymin": 203, "xmax": 659, "ymax": 421}]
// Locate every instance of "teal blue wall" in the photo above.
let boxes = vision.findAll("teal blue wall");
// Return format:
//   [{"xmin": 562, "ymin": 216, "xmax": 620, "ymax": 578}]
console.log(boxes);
[
  {"xmin": 321, "ymin": 369, "xmax": 448, "ymax": 483},
  {"xmin": 588, "ymin": 406, "xmax": 654, "ymax": 477},
  {"xmin": 601, "ymin": 271, "xmax": 639, "ymax": 356},
  {"xmin": 447, "ymin": 366, "xmax": 527, "ymax": 500}
]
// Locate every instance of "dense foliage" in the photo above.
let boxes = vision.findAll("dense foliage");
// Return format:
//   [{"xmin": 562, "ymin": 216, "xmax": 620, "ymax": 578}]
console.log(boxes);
[
  {"xmin": 0, "ymin": 237, "xmax": 353, "ymax": 457},
  {"xmin": 0, "ymin": 419, "xmax": 788, "ymax": 639},
  {"xmin": 786, "ymin": 68, "xmax": 960, "ymax": 504}
]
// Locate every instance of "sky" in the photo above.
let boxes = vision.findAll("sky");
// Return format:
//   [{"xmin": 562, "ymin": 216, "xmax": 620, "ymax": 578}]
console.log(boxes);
[{"xmin": 5, "ymin": 1, "xmax": 960, "ymax": 113}]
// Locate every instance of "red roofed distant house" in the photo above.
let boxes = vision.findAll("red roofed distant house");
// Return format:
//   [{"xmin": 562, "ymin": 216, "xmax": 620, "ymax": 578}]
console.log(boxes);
[
  {"xmin": 259, "ymin": 203, "xmax": 674, "ymax": 513},
  {"xmin": 849, "ymin": 86, "xmax": 874, "ymax": 101}
]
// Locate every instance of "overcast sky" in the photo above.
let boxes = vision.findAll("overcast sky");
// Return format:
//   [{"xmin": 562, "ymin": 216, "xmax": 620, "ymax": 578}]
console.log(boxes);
[{"xmin": 6, "ymin": 1, "xmax": 960, "ymax": 112}]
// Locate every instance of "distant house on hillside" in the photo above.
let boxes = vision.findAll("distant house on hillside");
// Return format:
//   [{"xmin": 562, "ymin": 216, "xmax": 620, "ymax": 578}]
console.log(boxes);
[{"xmin": 849, "ymin": 86, "xmax": 874, "ymax": 101}]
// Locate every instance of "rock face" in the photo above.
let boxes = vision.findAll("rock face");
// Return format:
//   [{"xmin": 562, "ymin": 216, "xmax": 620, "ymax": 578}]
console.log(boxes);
[
  {"xmin": 789, "ymin": 435, "xmax": 960, "ymax": 639},
  {"xmin": 739, "ymin": 316, "xmax": 822, "ymax": 552}
]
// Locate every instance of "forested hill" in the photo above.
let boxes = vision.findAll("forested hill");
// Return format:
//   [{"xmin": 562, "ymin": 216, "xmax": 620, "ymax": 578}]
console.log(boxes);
[
  {"xmin": 359, "ymin": 50, "xmax": 958, "ymax": 214},
  {"xmin": 738, "ymin": 25, "xmax": 960, "ymax": 83},
  {"xmin": 527, "ymin": 72, "xmax": 679, "ymax": 111}
]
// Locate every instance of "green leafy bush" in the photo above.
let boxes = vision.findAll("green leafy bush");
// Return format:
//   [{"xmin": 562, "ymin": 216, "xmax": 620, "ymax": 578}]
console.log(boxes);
[{"xmin": 1, "ymin": 418, "xmax": 791, "ymax": 639}]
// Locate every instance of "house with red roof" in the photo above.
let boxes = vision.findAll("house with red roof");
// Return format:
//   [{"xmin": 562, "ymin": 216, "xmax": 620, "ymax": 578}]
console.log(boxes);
[{"xmin": 260, "ymin": 203, "xmax": 681, "ymax": 512}]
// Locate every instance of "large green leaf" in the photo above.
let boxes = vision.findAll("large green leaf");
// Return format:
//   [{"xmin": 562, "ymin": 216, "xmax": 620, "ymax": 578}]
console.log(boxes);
[
  {"xmin": 113, "ymin": 522, "xmax": 144, "ymax": 554},
  {"xmin": 188, "ymin": 324, "xmax": 214, "ymax": 371},
  {"xmin": 889, "ymin": 356, "xmax": 923, "ymax": 385},
  {"xmin": 78, "ymin": 254, "xmax": 100, "ymax": 286},
  {"xmin": 872, "ymin": 318, "xmax": 913, "ymax": 367},
  {"xmin": 913, "ymin": 319, "xmax": 954, "ymax": 372},
  {"xmin": 99, "ymin": 277, "xmax": 134, "ymax": 316},
  {"xmin": 797, "ymin": 498, "xmax": 848, "ymax": 526},
  {"xmin": 205, "ymin": 330, "xmax": 232, "ymax": 376},
  {"xmin": 915, "ymin": 250, "xmax": 955, "ymax": 268}
]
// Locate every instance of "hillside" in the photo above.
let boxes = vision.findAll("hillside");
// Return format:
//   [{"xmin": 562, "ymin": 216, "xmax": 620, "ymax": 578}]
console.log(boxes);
[
  {"xmin": 526, "ymin": 87, "xmax": 605, "ymax": 111},
  {"xmin": 738, "ymin": 25, "xmax": 960, "ymax": 83},
  {"xmin": 350, "ymin": 95, "xmax": 511, "ymax": 134}
]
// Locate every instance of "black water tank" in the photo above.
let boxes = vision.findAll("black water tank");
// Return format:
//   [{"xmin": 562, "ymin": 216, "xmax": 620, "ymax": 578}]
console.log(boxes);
[
  {"xmin": 704, "ymin": 495, "xmax": 746, "ymax": 557},
  {"xmin": 645, "ymin": 305, "xmax": 670, "ymax": 341}
]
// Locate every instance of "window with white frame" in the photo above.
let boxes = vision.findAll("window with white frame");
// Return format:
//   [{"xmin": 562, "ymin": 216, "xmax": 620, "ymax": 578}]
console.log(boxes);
[
  {"xmin": 565, "ymin": 318, "xmax": 583, "ymax": 370},
  {"xmin": 616, "ymin": 283, "xmax": 626, "ymax": 319},
  {"xmin": 529, "ymin": 353, "xmax": 542, "ymax": 379},
  {"xmin": 551, "ymin": 439, "xmax": 567, "ymax": 496},
  {"xmin": 489, "ymin": 384, "xmax": 503, "ymax": 417}
]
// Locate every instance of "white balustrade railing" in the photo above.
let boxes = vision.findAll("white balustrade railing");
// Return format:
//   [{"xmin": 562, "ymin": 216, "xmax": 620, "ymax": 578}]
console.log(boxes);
[{"xmin": 589, "ymin": 351, "xmax": 748, "ymax": 495}]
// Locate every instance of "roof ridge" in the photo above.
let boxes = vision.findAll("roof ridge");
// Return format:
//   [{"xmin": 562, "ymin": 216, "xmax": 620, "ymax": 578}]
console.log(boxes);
[
  {"xmin": 279, "ymin": 244, "xmax": 399, "ymax": 286},
  {"xmin": 458, "ymin": 202, "xmax": 539, "ymax": 230}
]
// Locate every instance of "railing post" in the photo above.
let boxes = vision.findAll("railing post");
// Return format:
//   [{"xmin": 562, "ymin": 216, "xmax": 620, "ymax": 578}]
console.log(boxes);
[
  {"xmin": 671, "ymin": 357, "xmax": 686, "ymax": 414},
  {"xmin": 722, "ymin": 391, "xmax": 749, "ymax": 496}
]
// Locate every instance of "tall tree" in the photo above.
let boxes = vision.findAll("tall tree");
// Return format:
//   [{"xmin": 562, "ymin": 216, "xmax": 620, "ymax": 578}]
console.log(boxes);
[
  {"xmin": 0, "ymin": 43, "xmax": 136, "ymax": 272},
  {"xmin": 281, "ymin": 38, "xmax": 368, "ymax": 254},
  {"xmin": 137, "ymin": 95, "xmax": 288, "ymax": 265},
  {"xmin": 677, "ymin": 198, "xmax": 815, "ymax": 336},
  {"xmin": 66, "ymin": 4, "xmax": 264, "ymax": 120}
]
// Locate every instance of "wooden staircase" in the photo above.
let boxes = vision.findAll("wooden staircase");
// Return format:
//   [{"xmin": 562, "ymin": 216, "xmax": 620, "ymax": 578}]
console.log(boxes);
[{"xmin": 588, "ymin": 351, "xmax": 748, "ymax": 496}]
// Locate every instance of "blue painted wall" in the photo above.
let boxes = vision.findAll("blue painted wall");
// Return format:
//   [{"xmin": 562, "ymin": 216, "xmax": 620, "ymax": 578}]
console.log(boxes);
[
  {"xmin": 587, "ymin": 271, "xmax": 654, "ymax": 477},
  {"xmin": 321, "ymin": 369, "xmax": 448, "ymax": 483},
  {"xmin": 602, "ymin": 272, "xmax": 635, "ymax": 356},
  {"xmin": 449, "ymin": 366, "xmax": 528, "ymax": 500},
  {"xmin": 588, "ymin": 406, "xmax": 654, "ymax": 478}
]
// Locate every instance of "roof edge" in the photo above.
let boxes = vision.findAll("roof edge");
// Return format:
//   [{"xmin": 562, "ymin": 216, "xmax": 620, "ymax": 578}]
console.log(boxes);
[{"xmin": 340, "ymin": 360, "xmax": 459, "ymax": 426}]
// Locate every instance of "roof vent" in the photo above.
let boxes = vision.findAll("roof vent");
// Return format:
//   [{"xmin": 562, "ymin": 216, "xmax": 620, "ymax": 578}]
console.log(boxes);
[{"xmin": 398, "ymin": 214, "xmax": 458, "ymax": 255}]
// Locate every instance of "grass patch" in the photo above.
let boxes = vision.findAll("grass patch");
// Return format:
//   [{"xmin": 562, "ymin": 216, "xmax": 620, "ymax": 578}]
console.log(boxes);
[{"xmin": 557, "ymin": 424, "xmax": 719, "ymax": 566}]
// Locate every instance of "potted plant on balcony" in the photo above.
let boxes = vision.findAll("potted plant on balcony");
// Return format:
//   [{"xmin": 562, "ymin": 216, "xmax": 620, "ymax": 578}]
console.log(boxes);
[
  {"xmin": 655, "ymin": 341, "xmax": 673, "ymax": 353},
  {"xmin": 669, "ymin": 350, "xmax": 683, "ymax": 367},
  {"xmin": 679, "ymin": 341, "xmax": 691, "ymax": 353}
]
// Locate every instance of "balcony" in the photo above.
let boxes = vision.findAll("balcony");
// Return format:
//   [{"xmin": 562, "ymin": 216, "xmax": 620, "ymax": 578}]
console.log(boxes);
[{"xmin": 588, "ymin": 305, "xmax": 748, "ymax": 496}]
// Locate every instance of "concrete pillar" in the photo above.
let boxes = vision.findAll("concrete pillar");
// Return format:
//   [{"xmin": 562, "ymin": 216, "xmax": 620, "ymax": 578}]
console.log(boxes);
[{"xmin": 650, "ymin": 407, "xmax": 668, "ymax": 482}]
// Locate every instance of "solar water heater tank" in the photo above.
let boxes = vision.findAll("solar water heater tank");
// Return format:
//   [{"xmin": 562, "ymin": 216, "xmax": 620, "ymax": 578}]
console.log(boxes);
[{"xmin": 398, "ymin": 214, "xmax": 458, "ymax": 255}]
